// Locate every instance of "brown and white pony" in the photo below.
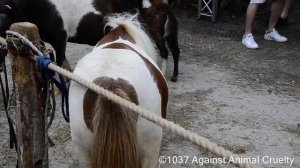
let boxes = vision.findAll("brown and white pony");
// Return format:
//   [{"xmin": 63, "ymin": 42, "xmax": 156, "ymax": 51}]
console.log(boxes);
[{"xmin": 69, "ymin": 13, "xmax": 168, "ymax": 168}]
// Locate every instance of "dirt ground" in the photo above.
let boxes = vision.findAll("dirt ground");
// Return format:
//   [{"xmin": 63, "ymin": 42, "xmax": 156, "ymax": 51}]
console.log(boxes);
[{"xmin": 1, "ymin": 5, "xmax": 300, "ymax": 168}]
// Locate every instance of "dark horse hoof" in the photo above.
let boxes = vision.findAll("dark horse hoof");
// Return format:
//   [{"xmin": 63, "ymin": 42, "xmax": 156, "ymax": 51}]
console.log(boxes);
[{"xmin": 170, "ymin": 76, "xmax": 177, "ymax": 82}]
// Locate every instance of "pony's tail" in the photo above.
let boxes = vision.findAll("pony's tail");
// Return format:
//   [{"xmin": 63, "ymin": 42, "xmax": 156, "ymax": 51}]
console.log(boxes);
[{"xmin": 91, "ymin": 81, "xmax": 141, "ymax": 168}]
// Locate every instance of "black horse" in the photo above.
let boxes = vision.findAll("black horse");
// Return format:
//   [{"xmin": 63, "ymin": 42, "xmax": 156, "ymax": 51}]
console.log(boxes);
[
  {"xmin": 0, "ymin": 0, "xmax": 180, "ymax": 81},
  {"xmin": 142, "ymin": 3, "xmax": 180, "ymax": 82},
  {"xmin": 1, "ymin": 0, "xmax": 66, "ymax": 67}
]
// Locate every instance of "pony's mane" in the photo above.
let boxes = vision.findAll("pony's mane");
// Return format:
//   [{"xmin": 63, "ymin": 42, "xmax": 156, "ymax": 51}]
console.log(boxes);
[{"xmin": 104, "ymin": 12, "xmax": 157, "ymax": 63}]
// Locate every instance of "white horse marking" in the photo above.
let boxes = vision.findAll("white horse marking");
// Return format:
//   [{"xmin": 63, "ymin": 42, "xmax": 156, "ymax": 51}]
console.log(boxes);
[{"xmin": 49, "ymin": 0, "xmax": 101, "ymax": 36}]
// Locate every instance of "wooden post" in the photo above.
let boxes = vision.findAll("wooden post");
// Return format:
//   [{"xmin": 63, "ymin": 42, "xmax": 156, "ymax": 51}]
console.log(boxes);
[{"xmin": 9, "ymin": 22, "xmax": 48, "ymax": 168}]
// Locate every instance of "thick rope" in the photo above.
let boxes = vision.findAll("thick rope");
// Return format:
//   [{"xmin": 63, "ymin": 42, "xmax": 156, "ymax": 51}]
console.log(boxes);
[
  {"xmin": 6, "ymin": 30, "xmax": 258, "ymax": 168},
  {"xmin": 0, "ymin": 37, "xmax": 7, "ymax": 45},
  {"xmin": 49, "ymin": 64, "xmax": 255, "ymax": 168},
  {"xmin": 6, "ymin": 31, "xmax": 43, "ymax": 56}
]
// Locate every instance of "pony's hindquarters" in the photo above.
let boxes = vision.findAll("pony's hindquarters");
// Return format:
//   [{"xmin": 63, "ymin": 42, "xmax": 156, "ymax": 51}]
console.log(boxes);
[
  {"xmin": 69, "ymin": 77, "xmax": 142, "ymax": 168},
  {"xmin": 69, "ymin": 48, "xmax": 164, "ymax": 168}
]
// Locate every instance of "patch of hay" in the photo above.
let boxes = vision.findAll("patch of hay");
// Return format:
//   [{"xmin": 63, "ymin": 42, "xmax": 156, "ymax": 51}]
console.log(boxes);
[
  {"xmin": 50, "ymin": 121, "xmax": 71, "ymax": 144},
  {"xmin": 278, "ymin": 123, "xmax": 300, "ymax": 136},
  {"xmin": 223, "ymin": 144, "xmax": 255, "ymax": 154}
]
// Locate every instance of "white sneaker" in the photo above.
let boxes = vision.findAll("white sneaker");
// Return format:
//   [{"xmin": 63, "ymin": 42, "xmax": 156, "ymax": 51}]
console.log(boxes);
[
  {"xmin": 242, "ymin": 33, "xmax": 259, "ymax": 49},
  {"xmin": 264, "ymin": 29, "xmax": 287, "ymax": 42}
]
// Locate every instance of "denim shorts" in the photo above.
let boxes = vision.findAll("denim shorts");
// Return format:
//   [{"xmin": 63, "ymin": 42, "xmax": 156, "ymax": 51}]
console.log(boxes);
[{"xmin": 250, "ymin": 0, "xmax": 266, "ymax": 3}]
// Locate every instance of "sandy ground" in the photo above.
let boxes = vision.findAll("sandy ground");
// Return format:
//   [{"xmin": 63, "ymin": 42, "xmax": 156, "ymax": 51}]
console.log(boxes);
[{"xmin": 1, "ymin": 9, "xmax": 300, "ymax": 168}]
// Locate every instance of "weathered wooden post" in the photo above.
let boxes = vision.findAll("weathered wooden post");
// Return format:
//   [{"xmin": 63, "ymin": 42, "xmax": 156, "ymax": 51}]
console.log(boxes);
[{"xmin": 8, "ymin": 22, "xmax": 48, "ymax": 168}]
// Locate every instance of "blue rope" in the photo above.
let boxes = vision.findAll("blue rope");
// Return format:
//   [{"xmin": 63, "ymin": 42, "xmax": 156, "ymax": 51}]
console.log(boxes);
[
  {"xmin": 59, "ymin": 74, "xmax": 69, "ymax": 122},
  {"xmin": 35, "ymin": 55, "xmax": 70, "ymax": 123},
  {"xmin": 35, "ymin": 56, "xmax": 55, "ymax": 78}
]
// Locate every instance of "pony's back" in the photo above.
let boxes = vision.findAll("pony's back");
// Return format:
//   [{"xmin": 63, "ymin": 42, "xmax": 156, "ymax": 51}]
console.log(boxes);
[{"xmin": 104, "ymin": 12, "xmax": 158, "ymax": 63}]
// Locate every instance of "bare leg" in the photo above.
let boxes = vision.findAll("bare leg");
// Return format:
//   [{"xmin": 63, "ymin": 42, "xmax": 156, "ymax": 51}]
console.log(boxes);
[
  {"xmin": 267, "ymin": 0, "xmax": 284, "ymax": 32},
  {"xmin": 244, "ymin": 3, "xmax": 260, "ymax": 35},
  {"xmin": 280, "ymin": 0, "xmax": 294, "ymax": 19}
]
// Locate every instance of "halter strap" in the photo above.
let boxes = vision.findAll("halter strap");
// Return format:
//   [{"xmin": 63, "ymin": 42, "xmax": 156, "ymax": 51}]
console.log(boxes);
[
  {"xmin": 4, "ymin": 5, "xmax": 12, "ymax": 10},
  {"xmin": 94, "ymin": 37, "xmax": 160, "ymax": 70},
  {"xmin": 0, "ymin": 1, "xmax": 15, "ymax": 13}
]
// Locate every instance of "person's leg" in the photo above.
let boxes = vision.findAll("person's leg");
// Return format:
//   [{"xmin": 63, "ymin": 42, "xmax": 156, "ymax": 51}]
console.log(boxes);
[
  {"xmin": 242, "ymin": 0, "xmax": 264, "ymax": 49},
  {"xmin": 244, "ymin": 3, "xmax": 260, "ymax": 35},
  {"xmin": 267, "ymin": 0, "xmax": 284, "ymax": 31},
  {"xmin": 265, "ymin": 0, "xmax": 287, "ymax": 42},
  {"xmin": 281, "ymin": 0, "xmax": 294, "ymax": 19}
]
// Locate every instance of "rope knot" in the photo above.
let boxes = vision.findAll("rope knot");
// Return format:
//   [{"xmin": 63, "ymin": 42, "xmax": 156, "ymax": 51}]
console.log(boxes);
[{"xmin": 35, "ymin": 56, "xmax": 55, "ymax": 78}]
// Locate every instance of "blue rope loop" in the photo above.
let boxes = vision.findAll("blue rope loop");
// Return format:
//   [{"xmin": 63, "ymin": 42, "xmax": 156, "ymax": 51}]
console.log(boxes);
[
  {"xmin": 51, "ymin": 76, "xmax": 69, "ymax": 123},
  {"xmin": 35, "ymin": 55, "xmax": 70, "ymax": 123},
  {"xmin": 59, "ymin": 74, "xmax": 69, "ymax": 122},
  {"xmin": 35, "ymin": 55, "xmax": 55, "ymax": 78}
]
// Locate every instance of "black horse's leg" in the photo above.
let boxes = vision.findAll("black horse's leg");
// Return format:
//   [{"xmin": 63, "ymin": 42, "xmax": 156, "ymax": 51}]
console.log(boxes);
[
  {"xmin": 48, "ymin": 29, "xmax": 69, "ymax": 70},
  {"xmin": 0, "ymin": 14, "xmax": 12, "ymax": 37},
  {"xmin": 154, "ymin": 34, "xmax": 169, "ymax": 76},
  {"xmin": 164, "ymin": 8, "xmax": 180, "ymax": 82},
  {"xmin": 165, "ymin": 33, "xmax": 180, "ymax": 82}
]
